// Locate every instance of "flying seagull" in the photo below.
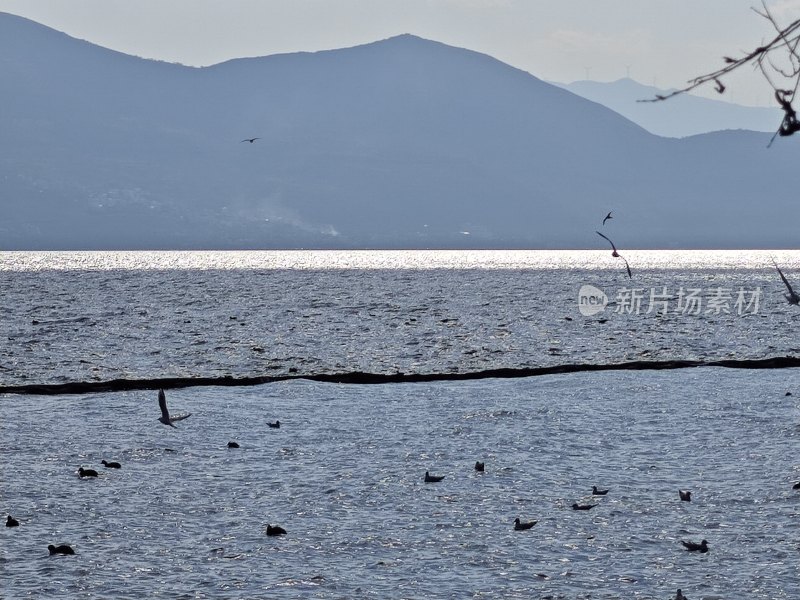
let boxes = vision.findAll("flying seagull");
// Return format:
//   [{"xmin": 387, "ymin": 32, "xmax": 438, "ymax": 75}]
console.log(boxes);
[
  {"xmin": 772, "ymin": 259, "xmax": 800, "ymax": 305},
  {"xmin": 596, "ymin": 230, "xmax": 632, "ymax": 278},
  {"xmin": 158, "ymin": 389, "xmax": 191, "ymax": 427},
  {"xmin": 240, "ymin": 137, "xmax": 260, "ymax": 144},
  {"xmin": 602, "ymin": 211, "xmax": 613, "ymax": 226}
]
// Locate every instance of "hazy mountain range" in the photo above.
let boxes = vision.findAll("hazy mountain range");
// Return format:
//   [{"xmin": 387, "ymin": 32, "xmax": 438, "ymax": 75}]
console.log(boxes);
[
  {"xmin": 558, "ymin": 78, "xmax": 783, "ymax": 138},
  {"xmin": 1, "ymin": 12, "xmax": 798, "ymax": 249}
]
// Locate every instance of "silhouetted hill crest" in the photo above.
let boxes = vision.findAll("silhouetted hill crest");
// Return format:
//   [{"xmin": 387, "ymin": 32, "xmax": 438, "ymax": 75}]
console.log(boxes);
[{"xmin": 0, "ymin": 11, "xmax": 797, "ymax": 249}]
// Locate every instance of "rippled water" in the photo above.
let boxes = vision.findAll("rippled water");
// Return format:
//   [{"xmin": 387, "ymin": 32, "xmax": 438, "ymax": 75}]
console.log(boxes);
[
  {"xmin": 1, "ymin": 250, "xmax": 799, "ymax": 386},
  {"xmin": 2, "ymin": 370, "xmax": 799, "ymax": 598},
  {"xmin": 2, "ymin": 251, "xmax": 799, "ymax": 598}
]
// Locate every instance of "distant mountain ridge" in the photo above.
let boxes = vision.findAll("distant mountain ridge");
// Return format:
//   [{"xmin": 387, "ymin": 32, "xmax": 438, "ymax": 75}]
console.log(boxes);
[
  {"xmin": 559, "ymin": 78, "xmax": 782, "ymax": 138},
  {"xmin": 0, "ymin": 12, "xmax": 798, "ymax": 249}
]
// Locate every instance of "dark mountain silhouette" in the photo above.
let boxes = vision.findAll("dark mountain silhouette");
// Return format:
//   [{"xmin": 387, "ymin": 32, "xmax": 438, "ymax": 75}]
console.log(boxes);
[{"xmin": 0, "ymin": 12, "xmax": 798, "ymax": 249}]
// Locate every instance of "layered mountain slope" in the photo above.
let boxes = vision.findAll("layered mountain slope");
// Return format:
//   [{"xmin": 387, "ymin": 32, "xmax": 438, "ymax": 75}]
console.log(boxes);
[{"xmin": 0, "ymin": 13, "xmax": 797, "ymax": 249}]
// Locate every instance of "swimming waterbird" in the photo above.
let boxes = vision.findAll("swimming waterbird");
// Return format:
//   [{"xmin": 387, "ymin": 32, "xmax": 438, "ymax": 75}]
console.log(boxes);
[
  {"xmin": 266, "ymin": 524, "xmax": 287, "ymax": 536},
  {"xmin": 514, "ymin": 518, "xmax": 537, "ymax": 530},
  {"xmin": 681, "ymin": 539, "xmax": 709, "ymax": 553}
]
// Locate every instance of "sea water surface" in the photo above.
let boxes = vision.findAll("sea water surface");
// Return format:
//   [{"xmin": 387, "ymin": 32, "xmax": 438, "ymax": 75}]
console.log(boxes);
[
  {"xmin": 1, "ymin": 250, "xmax": 799, "ymax": 599},
  {"xmin": 1, "ymin": 250, "xmax": 799, "ymax": 386}
]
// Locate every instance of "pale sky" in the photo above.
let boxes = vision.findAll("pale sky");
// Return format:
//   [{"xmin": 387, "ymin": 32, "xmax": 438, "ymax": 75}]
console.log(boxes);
[{"xmin": 1, "ymin": 0, "xmax": 798, "ymax": 106}]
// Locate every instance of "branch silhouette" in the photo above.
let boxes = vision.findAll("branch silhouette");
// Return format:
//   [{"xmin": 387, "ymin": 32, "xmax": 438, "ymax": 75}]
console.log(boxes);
[{"xmin": 642, "ymin": 3, "xmax": 800, "ymax": 145}]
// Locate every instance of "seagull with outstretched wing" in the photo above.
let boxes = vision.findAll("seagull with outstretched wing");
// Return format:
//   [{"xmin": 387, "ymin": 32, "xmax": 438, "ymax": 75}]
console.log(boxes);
[
  {"xmin": 158, "ymin": 389, "xmax": 191, "ymax": 427},
  {"xmin": 602, "ymin": 211, "xmax": 613, "ymax": 226},
  {"xmin": 596, "ymin": 231, "xmax": 632, "ymax": 278},
  {"xmin": 240, "ymin": 137, "xmax": 260, "ymax": 144},
  {"xmin": 772, "ymin": 259, "xmax": 800, "ymax": 305}
]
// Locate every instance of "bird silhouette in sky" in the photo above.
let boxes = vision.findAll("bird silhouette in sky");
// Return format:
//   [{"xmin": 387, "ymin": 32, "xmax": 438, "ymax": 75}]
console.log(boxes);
[
  {"xmin": 240, "ymin": 137, "xmax": 260, "ymax": 144},
  {"xmin": 596, "ymin": 230, "xmax": 632, "ymax": 278},
  {"xmin": 602, "ymin": 211, "xmax": 612, "ymax": 226}
]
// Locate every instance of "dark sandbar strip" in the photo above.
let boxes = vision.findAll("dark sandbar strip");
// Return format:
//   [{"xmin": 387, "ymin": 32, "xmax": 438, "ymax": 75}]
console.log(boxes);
[{"xmin": 1, "ymin": 356, "xmax": 798, "ymax": 396}]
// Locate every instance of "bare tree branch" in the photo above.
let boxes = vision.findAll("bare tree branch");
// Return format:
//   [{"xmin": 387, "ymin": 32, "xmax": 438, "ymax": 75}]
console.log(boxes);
[{"xmin": 642, "ymin": 4, "xmax": 800, "ymax": 143}]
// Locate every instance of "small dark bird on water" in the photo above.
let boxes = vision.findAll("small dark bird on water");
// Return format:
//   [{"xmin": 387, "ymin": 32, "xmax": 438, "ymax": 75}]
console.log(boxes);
[
  {"xmin": 792, "ymin": 481, "xmax": 800, "ymax": 490},
  {"xmin": 6, "ymin": 515, "xmax": 19, "ymax": 527},
  {"xmin": 596, "ymin": 230, "xmax": 632, "ymax": 278},
  {"xmin": 266, "ymin": 524, "xmax": 287, "ymax": 536},
  {"xmin": 78, "ymin": 467, "xmax": 98, "ymax": 478},
  {"xmin": 424, "ymin": 471, "xmax": 445, "ymax": 483},
  {"xmin": 679, "ymin": 489, "xmax": 692, "ymax": 502},
  {"xmin": 101, "ymin": 460, "xmax": 121, "ymax": 469},
  {"xmin": 474, "ymin": 461, "xmax": 485, "ymax": 472},
  {"xmin": 681, "ymin": 539, "xmax": 709, "ymax": 553},
  {"xmin": 591, "ymin": 486, "xmax": 609, "ymax": 495},
  {"xmin": 48, "ymin": 544, "xmax": 75, "ymax": 555},
  {"xmin": 240, "ymin": 137, "xmax": 260, "ymax": 143},
  {"xmin": 514, "ymin": 518, "xmax": 537, "ymax": 530},
  {"xmin": 268, "ymin": 420, "xmax": 280, "ymax": 429},
  {"xmin": 572, "ymin": 503, "xmax": 597, "ymax": 511},
  {"xmin": 675, "ymin": 589, "xmax": 688, "ymax": 600},
  {"xmin": 772, "ymin": 259, "xmax": 800, "ymax": 305},
  {"xmin": 227, "ymin": 441, "xmax": 240, "ymax": 448},
  {"xmin": 602, "ymin": 211, "xmax": 613, "ymax": 226}
]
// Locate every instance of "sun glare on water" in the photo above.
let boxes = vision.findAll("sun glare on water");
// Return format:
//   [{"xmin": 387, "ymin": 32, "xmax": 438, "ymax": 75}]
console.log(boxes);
[{"xmin": 0, "ymin": 249, "xmax": 798, "ymax": 271}]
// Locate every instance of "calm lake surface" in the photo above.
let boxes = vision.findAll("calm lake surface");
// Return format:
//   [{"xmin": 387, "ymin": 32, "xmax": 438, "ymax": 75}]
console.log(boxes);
[{"xmin": 2, "ymin": 250, "xmax": 799, "ymax": 598}]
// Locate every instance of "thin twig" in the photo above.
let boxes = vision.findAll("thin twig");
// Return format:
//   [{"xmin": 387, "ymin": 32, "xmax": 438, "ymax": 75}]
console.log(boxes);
[{"xmin": 642, "ymin": 7, "xmax": 800, "ymax": 143}]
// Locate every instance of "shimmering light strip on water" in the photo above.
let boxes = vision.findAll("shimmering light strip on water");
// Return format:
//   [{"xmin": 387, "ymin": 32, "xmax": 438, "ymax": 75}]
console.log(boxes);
[{"xmin": 0, "ymin": 249, "xmax": 799, "ymax": 271}]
